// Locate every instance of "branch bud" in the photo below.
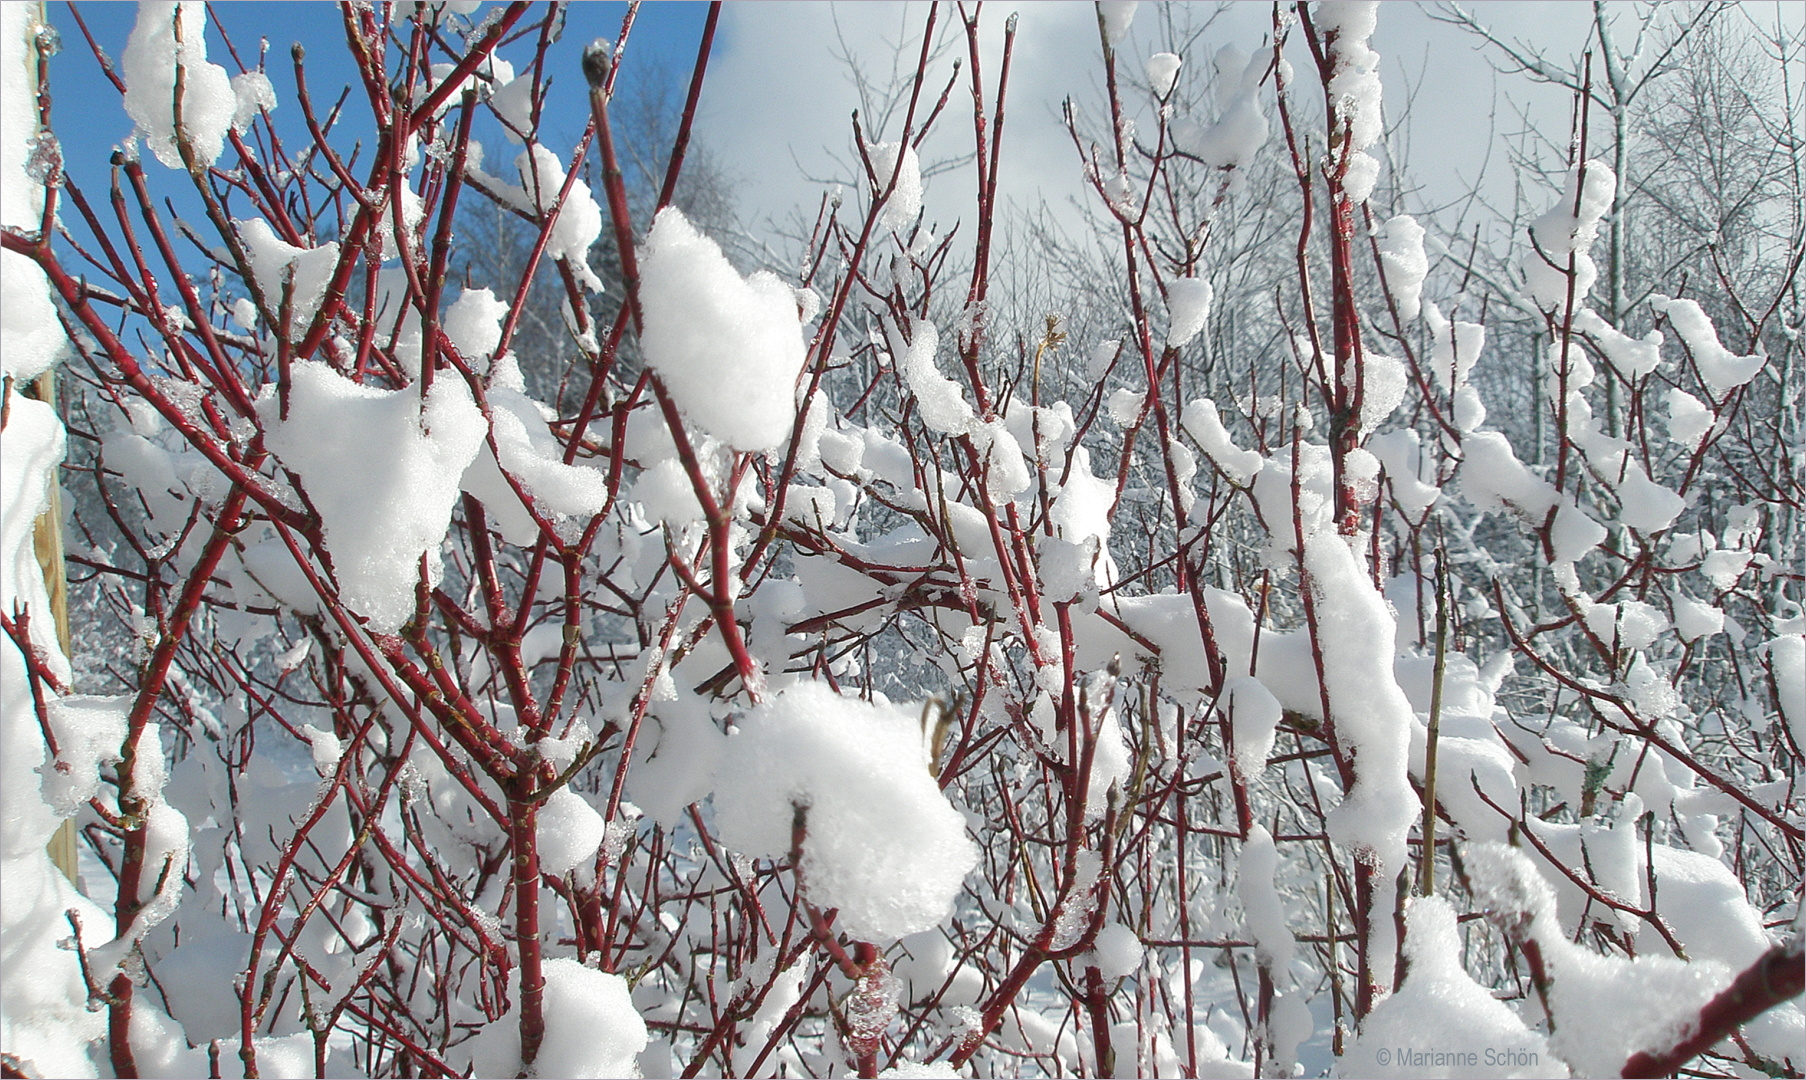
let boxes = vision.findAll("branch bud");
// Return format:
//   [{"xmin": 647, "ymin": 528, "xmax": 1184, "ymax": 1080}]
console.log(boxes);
[{"xmin": 582, "ymin": 39, "xmax": 612, "ymax": 91}]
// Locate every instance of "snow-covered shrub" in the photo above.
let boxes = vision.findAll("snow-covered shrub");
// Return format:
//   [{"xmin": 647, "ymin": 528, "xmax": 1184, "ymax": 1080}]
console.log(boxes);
[{"xmin": 1, "ymin": 2, "xmax": 1799, "ymax": 1078}]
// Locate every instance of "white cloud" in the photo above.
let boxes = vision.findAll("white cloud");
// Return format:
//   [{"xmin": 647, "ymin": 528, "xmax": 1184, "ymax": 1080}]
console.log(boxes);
[
  {"xmin": 694, "ymin": 1, "xmax": 1794, "ymax": 267},
  {"xmin": 698, "ymin": 2, "xmax": 1110, "ymax": 247}
]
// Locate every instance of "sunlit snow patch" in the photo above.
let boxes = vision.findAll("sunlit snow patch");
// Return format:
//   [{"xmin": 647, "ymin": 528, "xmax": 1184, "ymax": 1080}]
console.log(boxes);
[
  {"xmin": 713, "ymin": 682, "xmax": 977, "ymax": 941},
  {"xmin": 261, "ymin": 362, "xmax": 487, "ymax": 634},
  {"xmin": 638, "ymin": 207, "xmax": 807, "ymax": 452}
]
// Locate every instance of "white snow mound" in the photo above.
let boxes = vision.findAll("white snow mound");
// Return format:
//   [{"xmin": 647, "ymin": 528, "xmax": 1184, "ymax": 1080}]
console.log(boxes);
[
  {"xmin": 713, "ymin": 682, "xmax": 977, "ymax": 940},
  {"xmin": 1344, "ymin": 897, "xmax": 1559, "ymax": 1078},
  {"xmin": 638, "ymin": 208, "xmax": 807, "ymax": 451},
  {"xmin": 262, "ymin": 362, "xmax": 487, "ymax": 634}
]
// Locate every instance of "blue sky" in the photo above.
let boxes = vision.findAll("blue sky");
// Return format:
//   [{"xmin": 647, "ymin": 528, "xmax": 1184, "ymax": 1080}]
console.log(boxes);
[
  {"xmin": 36, "ymin": 2, "xmax": 1596, "ymax": 241},
  {"xmin": 38, "ymin": 2, "xmax": 1803, "ymax": 265},
  {"xmin": 45, "ymin": 1, "xmax": 713, "ymax": 206}
]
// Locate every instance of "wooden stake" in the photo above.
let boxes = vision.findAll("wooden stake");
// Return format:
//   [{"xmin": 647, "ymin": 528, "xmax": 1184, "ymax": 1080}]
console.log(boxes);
[{"xmin": 30, "ymin": 372, "xmax": 79, "ymax": 887}]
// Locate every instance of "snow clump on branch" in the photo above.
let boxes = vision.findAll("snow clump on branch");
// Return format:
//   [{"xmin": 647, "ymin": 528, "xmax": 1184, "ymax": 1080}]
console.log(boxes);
[
  {"xmin": 1523, "ymin": 159, "xmax": 1615, "ymax": 311},
  {"xmin": 123, "ymin": 1, "xmax": 258, "ymax": 169},
  {"xmin": 1344, "ymin": 896, "xmax": 1556, "ymax": 1078},
  {"xmin": 1172, "ymin": 44, "xmax": 1270, "ymax": 175},
  {"xmin": 638, "ymin": 207, "xmax": 808, "ymax": 452},
  {"xmin": 236, "ymin": 218, "xmax": 339, "ymax": 344},
  {"xmin": 1144, "ymin": 52, "xmax": 1182, "ymax": 98},
  {"xmin": 712, "ymin": 682, "xmax": 977, "ymax": 941},
  {"xmin": 1316, "ymin": 0, "xmax": 1385, "ymax": 201},
  {"xmin": 465, "ymin": 957, "xmax": 649, "ymax": 1078},
  {"xmin": 1376, "ymin": 214, "xmax": 1427, "ymax": 322},
  {"xmin": 1650, "ymin": 295, "xmax": 1768, "ymax": 395},
  {"xmin": 1165, "ymin": 276, "xmax": 1213, "ymax": 348},
  {"xmin": 517, "ymin": 144, "xmax": 606, "ymax": 292},
  {"xmin": 868, "ymin": 141, "xmax": 924, "ymax": 231},
  {"xmin": 261, "ymin": 362, "xmax": 487, "ymax": 634},
  {"xmin": 1099, "ymin": 1, "xmax": 1138, "ymax": 45}
]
